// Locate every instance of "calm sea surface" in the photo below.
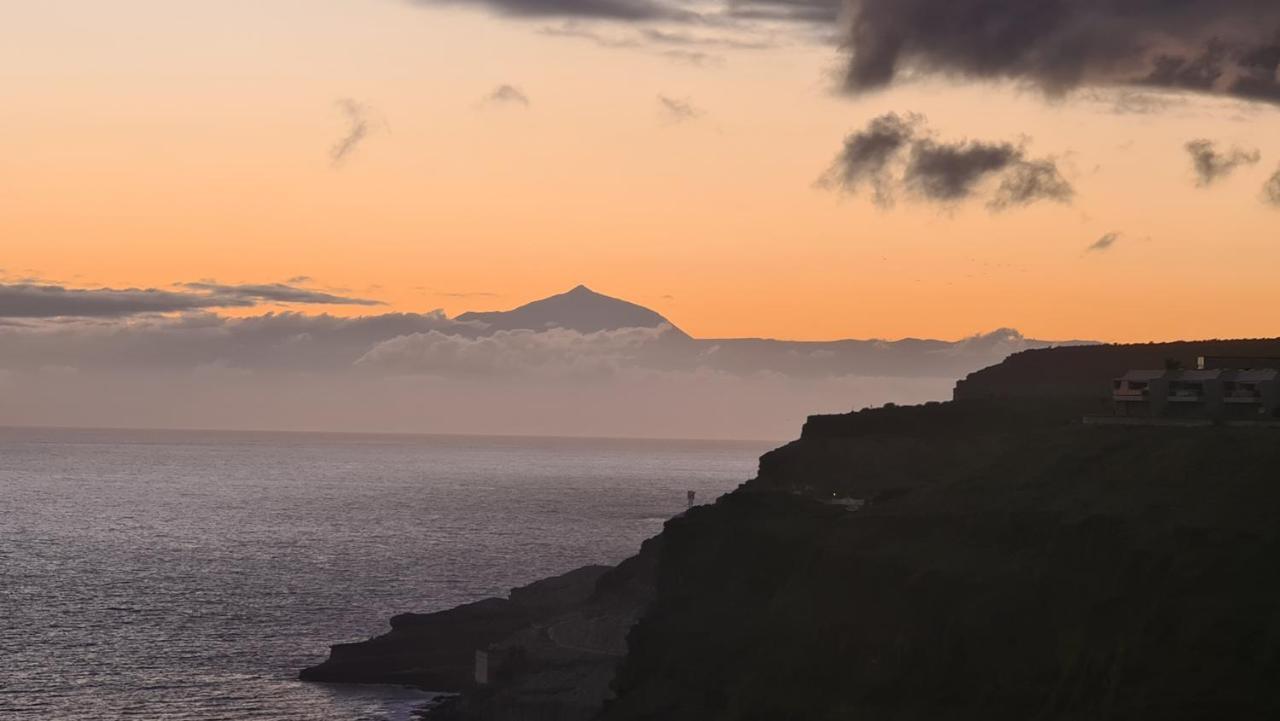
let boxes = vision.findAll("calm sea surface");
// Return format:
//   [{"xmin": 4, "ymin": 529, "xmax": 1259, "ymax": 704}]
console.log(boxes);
[{"xmin": 0, "ymin": 427, "xmax": 770, "ymax": 720}]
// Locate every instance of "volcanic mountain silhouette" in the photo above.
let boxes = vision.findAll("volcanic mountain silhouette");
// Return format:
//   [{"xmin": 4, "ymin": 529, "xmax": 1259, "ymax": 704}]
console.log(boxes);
[{"xmin": 457, "ymin": 285, "xmax": 689, "ymax": 339}]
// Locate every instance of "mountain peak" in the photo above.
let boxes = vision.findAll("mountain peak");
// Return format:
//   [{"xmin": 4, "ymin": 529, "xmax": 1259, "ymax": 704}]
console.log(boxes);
[{"xmin": 457, "ymin": 286, "xmax": 688, "ymax": 338}]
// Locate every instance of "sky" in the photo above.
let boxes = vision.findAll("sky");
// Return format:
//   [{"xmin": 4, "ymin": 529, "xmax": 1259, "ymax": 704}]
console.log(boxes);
[
  {"xmin": 1, "ymin": 0, "xmax": 1278, "ymax": 437},
  {"xmin": 3, "ymin": 0, "xmax": 1277, "ymax": 344}
]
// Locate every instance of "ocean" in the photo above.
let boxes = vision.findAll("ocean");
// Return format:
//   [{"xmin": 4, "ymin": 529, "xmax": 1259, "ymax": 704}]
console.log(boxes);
[{"xmin": 0, "ymin": 427, "xmax": 771, "ymax": 720}]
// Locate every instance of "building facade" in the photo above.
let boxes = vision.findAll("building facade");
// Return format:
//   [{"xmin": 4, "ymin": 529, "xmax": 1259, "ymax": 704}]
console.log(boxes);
[{"xmin": 1113, "ymin": 363, "xmax": 1280, "ymax": 420}]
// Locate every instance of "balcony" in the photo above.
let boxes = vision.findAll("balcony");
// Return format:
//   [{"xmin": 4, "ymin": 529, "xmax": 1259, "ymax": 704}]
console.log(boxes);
[
  {"xmin": 1167, "ymin": 385, "xmax": 1205, "ymax": 402},
  {"xmin": 1224, "ymin": 385, "xmax": 1263, "ymax": 403}
]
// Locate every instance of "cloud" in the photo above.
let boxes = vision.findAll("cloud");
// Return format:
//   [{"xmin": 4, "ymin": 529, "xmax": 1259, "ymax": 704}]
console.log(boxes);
[
  {"xmin": 0, "ymin": 302, "xmax": 1065, "ymax": 382},
  {"xmin": 1087, "ymin": 90, "xmax": 1183, "ymax": 116},
  {"xmin": 816, "ymin": 112, "xmax": 920, "ymax": 206},
  {"xmin": 660, "ymin": 50, "xmax": 723, "ymax": 66},
  {"xmin": 0, "ymin": 280, "xmax": 381, "ymax": 319},
  {"xmin": 330, "ymin": 99, "xmax": 379, "ymax": 167},
  {"xmin": 538, "ymin": 22, "xmax": 641, "ymax": 48},
  {"xmin": 0, "ymin": 283, "xmax": 255, "ymax": 319},
  {"xmin": 658, "ymin": 95, "xmax": 703, "ymax": 122},
  {"xmin": 820, "ymin": 113, "xmax": 1072, "ymax": 210},
  {"xmin": 1086, "ymin": 232, "xmax": 1121, "ymax": 253},
  {"xmin": 1184, "ymin": 139, "xmax": 1263, "ymax": 185},
  {"xmin": 904, "ymin": 139, "xmax": 1023, "ymax": 202},
  {"xmin": 725, "ymin": 0, "xmax": 840, "ymax": 24},
  {"xmin": 0, "ymin": 300, "xmax": 1083, "ymax": 438},
  {"xmin": 177, "ymin": 282, "xmax": 383, "ymax": 307},
  {"xmin": 639, "ymin": 28, "xmax": 773, "ymax": 51},
  {"xmin": 537, "ymin": 23, "xmax": 733, "ymax": 65},
  {"xmin": 0, "ymin": 310, "xmax": 474, "ymax": 372},
  {"xmin": 411, "ymin": 0, "xmax": 695, "ymax": 22},
  {"xmin": 356, "ymin": 324, "xmax": 677, "ymax": 378},
  {"xmin": 989, "ymin": 158, "xmax": 1075, "ymax": 210},
  {"xmin": 483, "ymin": 84, "xmax": 531, "ymax": 107},
  {"xmin": 940, "ymin": 327, "xmax": 1041, "ymax": 359},
  {"xmin": 827, "ymin": 1, "xmax": 1280, "ymax": 103},
  {"xmin": 1265, "ymin": 168, "xmax": 1280, "ymax": 206}
]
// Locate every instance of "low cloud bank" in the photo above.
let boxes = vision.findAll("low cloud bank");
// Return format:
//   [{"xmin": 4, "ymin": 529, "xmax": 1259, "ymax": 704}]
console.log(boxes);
[
  {"xmin": 357, "ymin": 325, "xmax": 675, "ymax": 378},
  {"xmin": 0, "ymin": 305, "xmax": 1069, "ymax": 438}
]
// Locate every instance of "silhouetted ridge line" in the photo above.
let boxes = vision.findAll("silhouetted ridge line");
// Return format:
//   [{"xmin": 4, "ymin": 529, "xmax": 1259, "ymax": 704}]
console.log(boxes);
[{"xmin": 457, "ymin": 285, "xmax": 690, "ymax": 338}]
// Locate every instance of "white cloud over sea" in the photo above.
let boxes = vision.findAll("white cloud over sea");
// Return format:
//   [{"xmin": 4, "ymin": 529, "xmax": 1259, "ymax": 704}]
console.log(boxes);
[{"xmin": 0, "ymin": 288, "xmax": 1060, "ymax": 439}]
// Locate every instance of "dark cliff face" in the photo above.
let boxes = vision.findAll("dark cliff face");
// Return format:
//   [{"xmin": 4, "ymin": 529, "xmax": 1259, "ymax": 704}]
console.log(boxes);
[
  {"xmin": 303, "ymin": 341, "xmax": 1280, "ymax": 720},
  {"xmin": 601, "ymin": 403, "xmax": 1280, "ymax": 720}
]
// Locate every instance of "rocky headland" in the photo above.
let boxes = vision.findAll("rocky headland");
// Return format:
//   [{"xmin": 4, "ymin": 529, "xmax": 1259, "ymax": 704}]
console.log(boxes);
[{"xmin": 302, "ymin": 338, "xmax": 1280, "ymax": 720}]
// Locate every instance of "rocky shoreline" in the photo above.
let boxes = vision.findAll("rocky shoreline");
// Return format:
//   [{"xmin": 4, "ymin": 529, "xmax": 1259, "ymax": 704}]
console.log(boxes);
[{"xmin": 300, "ymin": 537, "xmax": 664, "ymax": 720}]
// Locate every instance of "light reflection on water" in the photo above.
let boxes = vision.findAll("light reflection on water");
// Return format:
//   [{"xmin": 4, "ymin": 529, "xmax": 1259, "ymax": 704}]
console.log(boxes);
[{"xmin": 0, "ymin": 427, "xmax": 768, "ymax": 720}]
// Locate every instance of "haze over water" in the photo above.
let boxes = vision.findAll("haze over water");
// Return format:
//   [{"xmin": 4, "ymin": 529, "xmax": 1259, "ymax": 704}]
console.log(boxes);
[{"xmin": 0, "ymin": 427, "xmax": 768, "ymax": 720}]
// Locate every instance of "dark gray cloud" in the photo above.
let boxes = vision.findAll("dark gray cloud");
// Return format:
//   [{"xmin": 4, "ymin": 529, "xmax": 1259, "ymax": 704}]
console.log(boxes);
[
  {"xmin": 412, "ymin": 0, "xmax": 695, "ymax": 22},
  {"xmin": 484, "ymin": 84, "xmax": 531, "ymax": 106},
  {"xmin": 821, "ymin": 113, "xmax": 1072, "ymax": 209},
  {"xmin": 0, "ymin": 281, "xmax": 381, "ymax": 319},
  {"xmin": 904, "ymin": 139, "xmax": 1022, "ymax": 202},
  {"xmin": 330, "ymin": 99, "xmax": 372, "ymax": 166},
  {"xmin": 817, "ymin": 112, "xmax": 919, "ymax": 206},
  {"xmin": 658, "ymin": 94, "xmax": 703, "ymax": 122},
  {"xmin": 178, "ymin": 282, "xmax": 383, "ymax": 307},
  {"xmin": 0, "ymin": 283, "xmax": 253, "ymax": 319},
  {"xmin": 990, "ymin": 158, "xmax": 1075, "ymax": 210},
  {"xmin": 1265, "ymin": 168, "xmax": 1280, "ymax": 206},
  {"xmin": 1090, "ymin": 90, "xmax": 1181, "ymax": 116},
  {"xmin": 828, "ymin": 0, "xmax": 1280, "ymax": 103},
  {"xmin": 726, "ymin": 0, "xmax": 838, "ymax": 24},
  {"xmin": 1087, "ymin": 232, "xmax": 1121, "ymax": 253},
  {"xmin": 421, "ymin": 0, "xmax": 1280, "ymax": 107},
  {"xmin": 1185, "ymin": 139, "xmax": 1262, "ymax": 185}
]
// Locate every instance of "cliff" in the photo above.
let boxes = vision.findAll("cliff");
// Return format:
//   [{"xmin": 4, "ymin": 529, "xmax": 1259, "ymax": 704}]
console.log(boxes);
[
  {"xmin": 304, "ymin": 340, "xmax": 1280, "ymax": 720},
  {"xmin": 953, "ymin": 337, "xmax": 1280, "ymax": 402},
  {"xmin": 603, "ymin": 402, "xmax": 1280, "ymax": 720}
]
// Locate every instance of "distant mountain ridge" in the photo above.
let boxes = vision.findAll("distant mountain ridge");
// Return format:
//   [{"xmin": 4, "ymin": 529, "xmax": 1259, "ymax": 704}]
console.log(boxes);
[{"xmin": 454, "ymin": 286, "xmax": 1094, "ymax": 379}]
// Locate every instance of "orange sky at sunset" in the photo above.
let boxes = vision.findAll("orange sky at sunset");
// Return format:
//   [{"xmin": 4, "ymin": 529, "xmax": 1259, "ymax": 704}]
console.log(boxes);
[{"xmin": 3, "ymin": 0, "xmax": 1278, "ymax": 344}]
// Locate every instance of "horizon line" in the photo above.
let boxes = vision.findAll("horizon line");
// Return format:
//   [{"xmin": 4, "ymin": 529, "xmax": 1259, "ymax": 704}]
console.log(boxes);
[{"xmin": 0, "ymin": 422, "xmax": 784, "ymax": 446}]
